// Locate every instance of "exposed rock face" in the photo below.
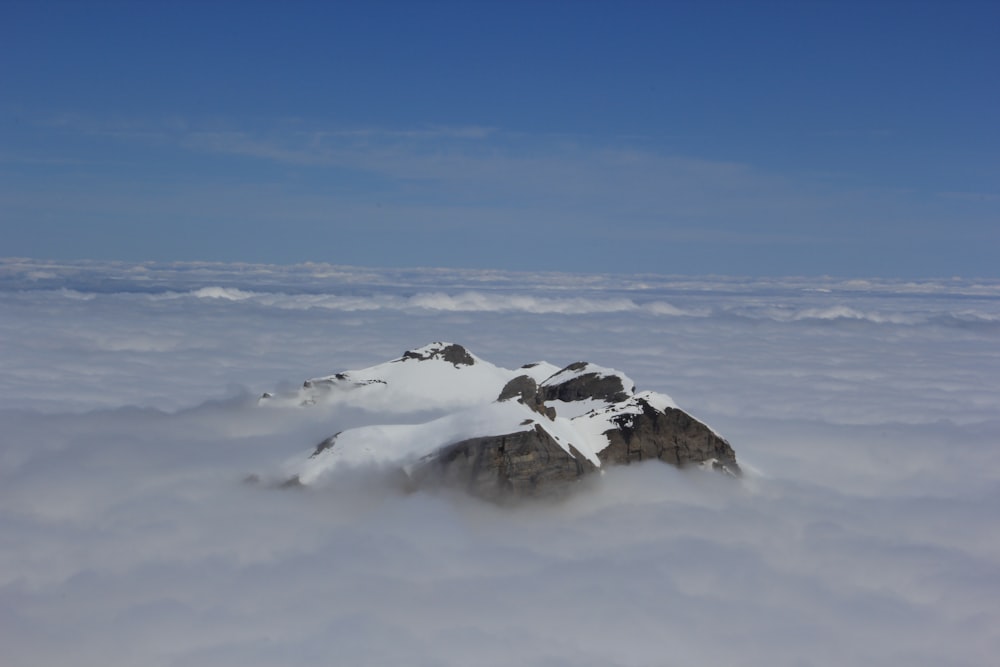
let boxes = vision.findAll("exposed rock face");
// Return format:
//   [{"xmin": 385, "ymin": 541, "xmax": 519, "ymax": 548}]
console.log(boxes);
[
  {"xmin": 540, "ymin": 361, "xmax": 633, "ymax": 403},
  {"xmin": 269, "ymin": 343, "xmax": 739, "ymax": 499},
  {"xmin": 412, "ymin": 424, "xmax": 598, "ymax": 500},
  {"xmin": 425, "ymin": 382, "xmax": 739, "ymax": 496},
  {"xmin": 599, "ymin": 398, "xmax": 739, "ymax": 474},
  {"xmin": 498, "ymin": 375, "xmax": 555, "ymax": 418},
  {"xmin": 312, "ymin": 432, "xmax": 341, "ymax": 457},
  {"xmin": 400, "ymin": 342, "xmax": 475, "ymax": 367},
  {"xmin": 498, "ymin": 374, "xmax": 538, "ymax": 402}
]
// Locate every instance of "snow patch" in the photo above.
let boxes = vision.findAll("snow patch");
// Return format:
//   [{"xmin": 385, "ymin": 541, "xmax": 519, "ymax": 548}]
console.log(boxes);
[
  {"xmin": 289, "ymin": 400, "xmax": 536, "ymax": 485},
  {"xmin": 263, "ymin": 343, "xmax": 516, "ymax": 413}
]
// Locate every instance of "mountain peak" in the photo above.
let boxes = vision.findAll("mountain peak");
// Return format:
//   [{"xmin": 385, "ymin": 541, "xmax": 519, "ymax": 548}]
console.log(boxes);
[
  {"xmin": 261, "ymin": 344, "xmax": 739, "ymax": 498},
  {"xmin": 398, "ymin": 342, "xmax": 475, "ymax": 367}
]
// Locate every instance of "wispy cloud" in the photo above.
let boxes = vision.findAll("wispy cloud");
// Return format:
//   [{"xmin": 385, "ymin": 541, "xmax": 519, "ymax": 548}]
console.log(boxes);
[{"xmin": 8, "ymin": 113, "xmax": 998, "ymax": 275}]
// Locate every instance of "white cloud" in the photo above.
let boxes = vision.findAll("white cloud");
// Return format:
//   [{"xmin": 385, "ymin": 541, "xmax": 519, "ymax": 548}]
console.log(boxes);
[{"xmin": 1, "ymin": 260, "xmax": 998, "ymax": 666}]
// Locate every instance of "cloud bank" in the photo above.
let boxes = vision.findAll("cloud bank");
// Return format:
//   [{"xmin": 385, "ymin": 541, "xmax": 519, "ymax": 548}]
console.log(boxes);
[{"xmin": 1, "ymin": 259, "xmax": 998, "ymax": 666}]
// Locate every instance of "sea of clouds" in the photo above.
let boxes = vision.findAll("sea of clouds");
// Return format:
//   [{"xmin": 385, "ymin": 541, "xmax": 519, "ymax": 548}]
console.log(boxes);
[{"xmin": 1, "ymin": 258, "xmax": 998, "ymax": 666}]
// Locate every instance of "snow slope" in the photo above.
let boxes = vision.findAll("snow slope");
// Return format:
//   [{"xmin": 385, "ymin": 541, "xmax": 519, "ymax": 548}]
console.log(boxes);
[{"xmin": 261, "ymin": 342, "xmax": 559, "ymax": 414}]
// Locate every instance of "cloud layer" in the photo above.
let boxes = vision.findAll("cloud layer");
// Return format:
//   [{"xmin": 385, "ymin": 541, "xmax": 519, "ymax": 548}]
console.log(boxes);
[{"xmin": 1, "ymin": 259, "xmax": 998, "ymax": 666}]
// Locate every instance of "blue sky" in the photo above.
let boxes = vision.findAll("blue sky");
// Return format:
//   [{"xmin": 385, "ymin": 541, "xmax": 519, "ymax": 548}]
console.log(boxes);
[{"xmin": 2, "ymin": 0, "xmax": 997, "ymax": 276}]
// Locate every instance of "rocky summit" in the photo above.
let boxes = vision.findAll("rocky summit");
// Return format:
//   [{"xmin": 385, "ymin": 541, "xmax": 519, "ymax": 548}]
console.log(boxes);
[{"xmin": 261, "ymin": 342, "xmax": 739, "ymax": 499}]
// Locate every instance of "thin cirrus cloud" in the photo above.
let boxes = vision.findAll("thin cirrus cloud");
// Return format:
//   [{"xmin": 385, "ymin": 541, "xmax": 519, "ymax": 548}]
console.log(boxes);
[
  {"xmin": 180, "ymin": 122, "xmax": 792, "ymax": 215},
  {"xmin": 1, "ymin": 259, "xmax": 998, "ymax": 666},
  {"xmin": 20, "ymin": 114, "xmax": 827, "ymax": 223},
  {"xmin": 7, "ymin": 114, "xmax": 995, "ymax": 275}
]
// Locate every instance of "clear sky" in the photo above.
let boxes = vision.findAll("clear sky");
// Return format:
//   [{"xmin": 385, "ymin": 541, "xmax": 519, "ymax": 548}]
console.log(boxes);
[{"xmin": 2, "ymin": 0, "xmax": 997, "ymax": 277}]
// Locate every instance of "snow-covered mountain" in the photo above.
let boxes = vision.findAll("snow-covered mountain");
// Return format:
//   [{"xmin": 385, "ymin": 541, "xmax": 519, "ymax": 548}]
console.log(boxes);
[{"xmin": 260, "ymin": 342, "xmax": 739, "ymax": 497}]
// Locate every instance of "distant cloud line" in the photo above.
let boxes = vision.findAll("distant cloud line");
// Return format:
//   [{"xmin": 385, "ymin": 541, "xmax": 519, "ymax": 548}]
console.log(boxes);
[
  {"xmin": 5, "ymin": 258, "xmax": 1000, "ymax": 295},
  {"xmin": 21, "ymin": 285, "xmax": 997, "ymax": 326}
]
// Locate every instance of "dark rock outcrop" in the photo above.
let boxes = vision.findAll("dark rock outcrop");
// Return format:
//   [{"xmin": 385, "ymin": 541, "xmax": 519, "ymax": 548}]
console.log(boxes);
[
  {"xmin": 312, "ymin": 432, "xmax": 341, "ymax": 457},
  {"xmin": 498, "ymin": 374, "xmax": 538, "ymax": 402},
  {"xmin": 415, "ymin": 363, "xmax": 739, "ymax": 497},
  {"xmin": 599, "ymin": 398, "xmax": 740, "ymax": 475},
  {"xmin": 498, "ymin": 375, "xmax": 556, "ymax": 418},
  {"xmin": 400, "ymin": 343, "xmax": 475, "ymax": 367},
  {"xmin": 541, "ymin": 362, "xmax": 632, "ymax": 403},
  {"xmin": 412, "ymin": 424, "xmax": 598, "ymax": 500}
]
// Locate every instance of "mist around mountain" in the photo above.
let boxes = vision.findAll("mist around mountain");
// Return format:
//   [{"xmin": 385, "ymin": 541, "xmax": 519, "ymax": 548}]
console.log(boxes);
[{"xmin": 2, "ymin": 259, "xmax": 998, "ymax": 667}]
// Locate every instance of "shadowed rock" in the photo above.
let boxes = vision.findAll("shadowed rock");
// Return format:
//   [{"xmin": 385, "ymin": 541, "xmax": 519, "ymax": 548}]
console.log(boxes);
[
  {"xmin": 498, "ymin": 375, "xmax": 556, "ymax": 418},
  {"xmin": 400, "ymin": 343, "xmax": 475, "ymax": 367},
  {"xmin": 311, "ymin": 432, "xmax": 341, "ymax": 457},
  {"xmin": 498, "ymin": 375, "xmax": 538, "ymax": 402},
  {"xmin": 599, "ymin": 398, "xmax": 740, "ymax": 475},
  {"xmin": 412, "ymin": 424, "xmax": 598, "ymax": 500},
  {"xmin": 541, "ymin": 362, "xmax": 632, "ymax": 403},
  {"xmin": 416, "ymin": 376, "xmax": 738, "ymax": 498}
]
